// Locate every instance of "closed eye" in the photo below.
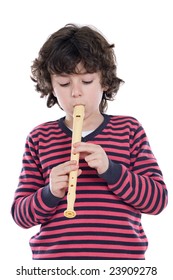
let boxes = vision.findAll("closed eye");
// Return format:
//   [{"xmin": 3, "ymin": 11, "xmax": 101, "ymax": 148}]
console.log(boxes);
[
  {"xmin": 59, "ymin": 80, "xmax": 93, "ymax": 87},
  {"xmin": 82, "ymin": 80, "xmax": 93, "ymax": 84},
  {"xmin": 59, "ymin": 83, "xmax": 70, "ymax": 87}
]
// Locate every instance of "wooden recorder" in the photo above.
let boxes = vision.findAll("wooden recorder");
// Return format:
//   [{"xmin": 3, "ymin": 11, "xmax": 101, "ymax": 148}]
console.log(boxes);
[{"xmin": 64, "ymin": 105, "xmax": 85, "ymax": 218}]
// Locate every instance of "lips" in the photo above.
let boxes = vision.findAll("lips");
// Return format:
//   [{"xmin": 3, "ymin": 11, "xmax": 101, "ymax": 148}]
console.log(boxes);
[{"xmin": 73, "ymin": 103, "xmax": 85, "ymax": 107}]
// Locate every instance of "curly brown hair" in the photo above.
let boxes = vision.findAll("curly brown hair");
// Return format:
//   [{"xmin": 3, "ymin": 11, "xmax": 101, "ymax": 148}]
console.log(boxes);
[{"xmin": 31, "ymin": 24, "xmax": 124, "ymax": 113}]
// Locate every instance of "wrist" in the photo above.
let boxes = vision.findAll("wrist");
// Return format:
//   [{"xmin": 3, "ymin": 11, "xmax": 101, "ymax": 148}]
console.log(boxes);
[
  {"xmin": 99, "ymin": 159, "xmax": 122, "ymax": 184},
  {"xmin": 41, "ymin": 185, "xmax": 62, "ymax": 208}
]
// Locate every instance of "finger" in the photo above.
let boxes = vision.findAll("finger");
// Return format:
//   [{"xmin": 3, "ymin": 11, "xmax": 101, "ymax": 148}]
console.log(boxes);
[
  {"xmin": 54, "ymin": 160, "xmax": 77, "ymax": 170},
  {"xmin": 51, "ymin": 161, "xmax": 78, "ymax": 176},
  {"xmin": 73, "ymin": 142, "xmax": 97, "ymax": 154},
  {"xmin": 86, "ymin": 159, "xmax": 99, "ymax": 169},
  {"xmin": 63, "ymin": 163, "xmax": 79, "ymax": 174},
  {"xmin": 84, "ymin": 153, "xmax": 98, "ymax": 162},
  {"xmin": 56, "ymin": 182, "xmax": 68, "ymax": 190},
  {"xmin": 51, "ymin": 175, "xmax": 69, "ymax": 183},
  {"xmin": 78, "ymin": 169, "xmax": 82, "ymax": 177},
  {"xmin": 73, "ymin": 142, "xmax": 94, "ymax": 148}
]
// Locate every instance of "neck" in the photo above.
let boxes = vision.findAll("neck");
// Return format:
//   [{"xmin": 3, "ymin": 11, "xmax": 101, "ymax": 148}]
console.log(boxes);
[{"xmin": 64, "ymin": 111, "xmax": 104, "ymax": 131}]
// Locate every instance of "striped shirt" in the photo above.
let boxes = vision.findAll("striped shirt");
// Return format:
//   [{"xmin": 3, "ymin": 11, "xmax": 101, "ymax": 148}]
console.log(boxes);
[{"xmin": 11, "ymin": 115, "xmax": 168, "ymax": 259}]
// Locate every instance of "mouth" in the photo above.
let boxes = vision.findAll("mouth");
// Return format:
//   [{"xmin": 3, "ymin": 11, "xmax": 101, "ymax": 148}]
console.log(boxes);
[{"xmin": 73, "ymin": 103, "xmax": 85, "ymax": 107}]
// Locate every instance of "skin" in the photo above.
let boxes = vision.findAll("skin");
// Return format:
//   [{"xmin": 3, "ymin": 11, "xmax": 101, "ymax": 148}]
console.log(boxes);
[{"xmin": 49, "ymin": 63, "xmax": 109, "ymax": 198}]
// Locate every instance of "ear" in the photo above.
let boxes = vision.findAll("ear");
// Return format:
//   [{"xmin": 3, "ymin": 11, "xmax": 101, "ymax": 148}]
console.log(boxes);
[
  {"xmin": 52, "ymin": 91, "xmax": 56, "ymax": 97},
  {"xmin": 103, "ymin": 86, "xmax": 109, "ymax": 92}
]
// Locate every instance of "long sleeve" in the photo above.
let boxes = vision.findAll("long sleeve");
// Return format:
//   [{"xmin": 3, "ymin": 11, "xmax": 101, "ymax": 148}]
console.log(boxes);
[
  {"xmin": 11, "ymin": 134, "xmax": 61, "ymax": 229},
  {"xmin": 99, "ymin": 125, "xmax": 168, "ymax": 215}
]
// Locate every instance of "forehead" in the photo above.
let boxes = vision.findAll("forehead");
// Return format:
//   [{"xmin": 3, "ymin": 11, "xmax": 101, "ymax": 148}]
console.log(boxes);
[{"xmin": 75, "ymin": 62, "xmax": 87, "ymax": 74}]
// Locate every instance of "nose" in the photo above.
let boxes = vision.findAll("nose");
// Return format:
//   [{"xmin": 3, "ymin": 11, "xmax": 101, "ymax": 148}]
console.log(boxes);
[{"xmin": 71, "ymin": 82, "xmax": 82, "ymax": 97}]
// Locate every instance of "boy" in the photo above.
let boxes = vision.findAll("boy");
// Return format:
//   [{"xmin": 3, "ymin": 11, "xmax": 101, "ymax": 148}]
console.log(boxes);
[{"xmin": 11, "ymin": 24, "xmax": 168, "ymax": 259}]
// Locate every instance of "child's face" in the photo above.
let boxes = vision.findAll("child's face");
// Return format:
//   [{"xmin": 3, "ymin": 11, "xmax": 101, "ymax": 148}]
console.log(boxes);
[{"xmin": 51, "ymin": 63, "xmax": 106, "ymax": 119}]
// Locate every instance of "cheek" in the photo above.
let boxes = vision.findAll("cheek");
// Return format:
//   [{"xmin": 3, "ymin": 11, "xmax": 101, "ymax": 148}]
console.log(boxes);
[
  {"xmin": 53, "ymin": 87, "xmax": 67, "ymax": 101},
  {"xmin": 53, "ymin": 90, "xmax": 70, "ymax": 110},
  {"xmin": 91, "ymin": 86, "xmax": 103, "ymax": 103},
  {"xmin": 85, "ymin": 89, "xmax": 103, "ymax": 110}
]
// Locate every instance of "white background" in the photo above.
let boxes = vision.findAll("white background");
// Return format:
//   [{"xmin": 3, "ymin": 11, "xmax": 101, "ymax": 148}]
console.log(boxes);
[{"xmin": 0, "ymin": 0, "xmax": 172, "ymax": 279}]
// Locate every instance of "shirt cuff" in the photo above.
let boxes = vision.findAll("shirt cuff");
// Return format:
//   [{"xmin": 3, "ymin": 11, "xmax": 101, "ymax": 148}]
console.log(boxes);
[
  {"xmin": 41, "ymin": 184, "xmax": 62, "ymax": 208},
  {"xmin": 99, "ymin": 159, "xmax": 122, "ymax": 185}
]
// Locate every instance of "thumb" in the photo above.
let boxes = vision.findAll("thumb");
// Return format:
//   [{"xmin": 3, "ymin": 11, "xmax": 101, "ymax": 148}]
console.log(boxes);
[{"xmin": 77, "ymin": 169, "xmax": 82, "ymax": 177}]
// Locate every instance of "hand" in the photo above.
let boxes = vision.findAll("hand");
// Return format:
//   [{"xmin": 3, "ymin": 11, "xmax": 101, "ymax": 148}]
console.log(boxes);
[
  {"xmin": 73, "ymin": 142, "xmax": 109, "ymax": 175},
  {"xmin": 49, "ymin": 160, "xmax": 82, "ymax": 198}
]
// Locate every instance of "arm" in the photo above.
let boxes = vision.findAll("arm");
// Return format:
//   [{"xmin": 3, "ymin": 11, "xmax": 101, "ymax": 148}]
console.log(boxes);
[
  {"xmin": 99, "ymin": 125, "xmax": 168, "ymax": 215},
  {"xmin": 74, "ymin": 125, "xmax": 168, "ymax": 215},
  {"xmin": 11, "ymin": 134, "xmax": 61, "ymax": 228}
]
